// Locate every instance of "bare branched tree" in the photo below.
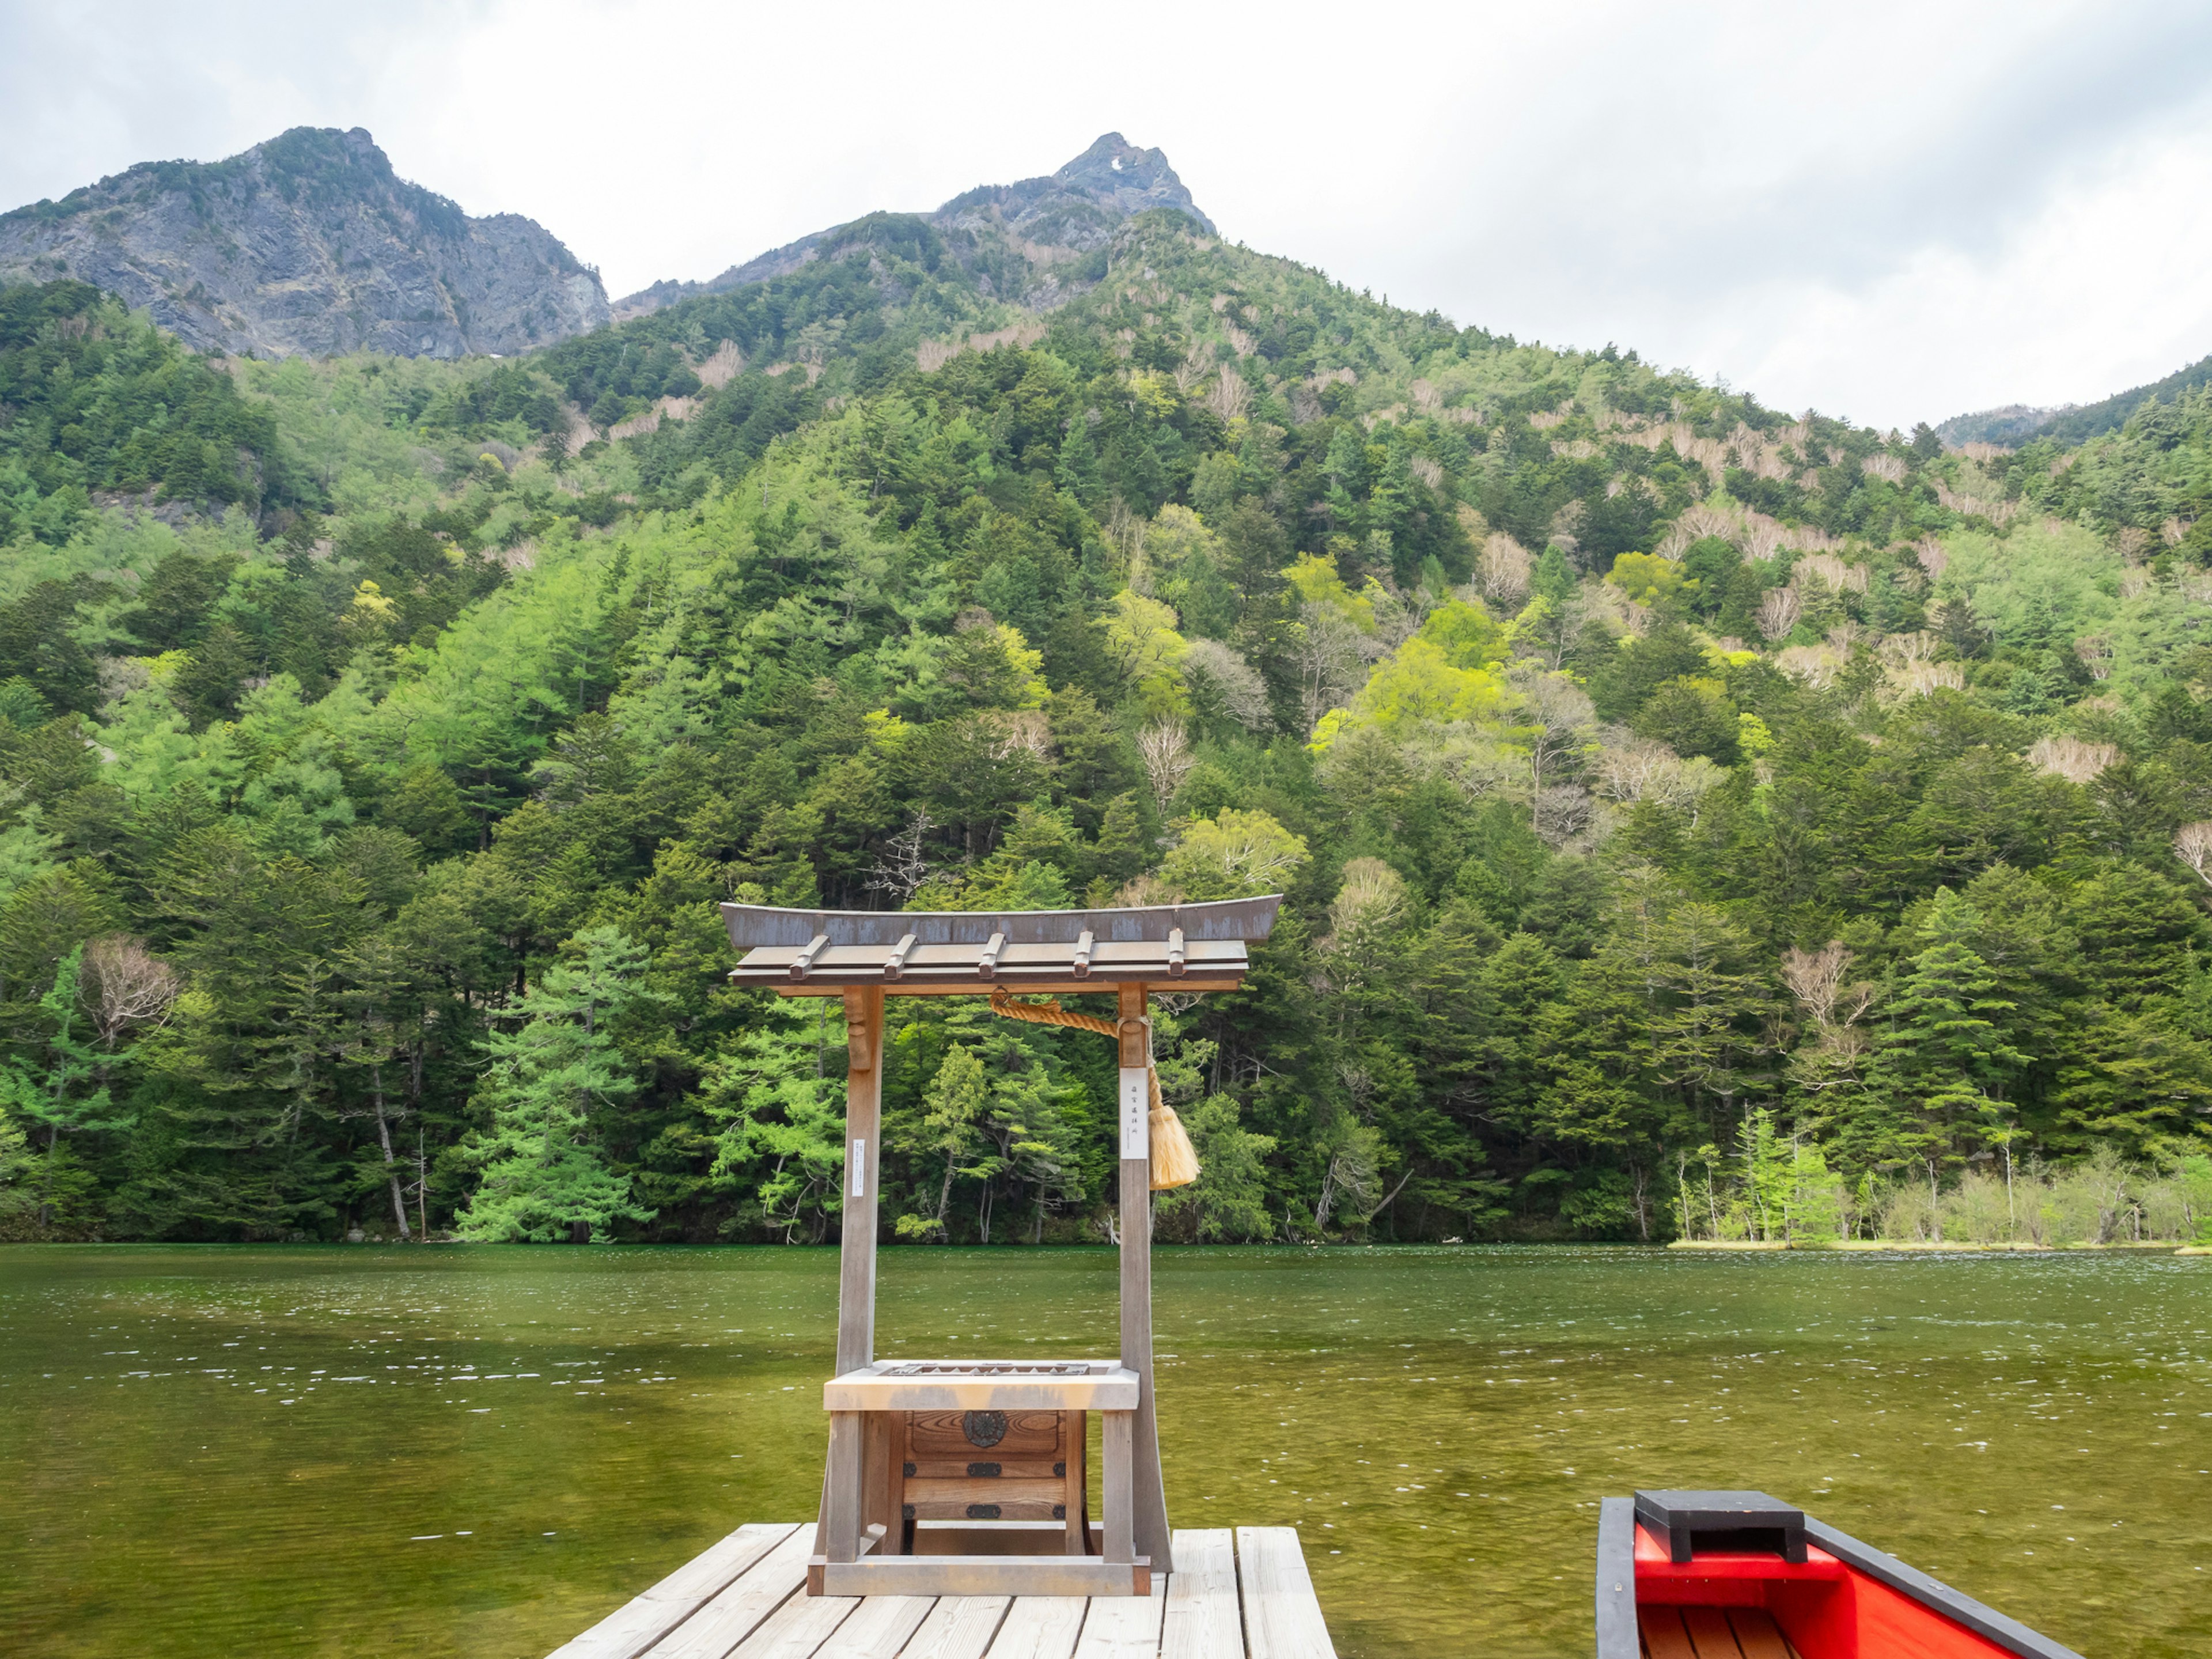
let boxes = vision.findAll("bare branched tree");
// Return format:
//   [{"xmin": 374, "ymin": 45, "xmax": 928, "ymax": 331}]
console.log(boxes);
[
  {"xmin": 1329, "ymin": 857, "xmax": 1408, "ymax": 937},
  {"xmin": 1532, "ymin": 783, "xmax": 1597, "ymax": 850},
  {"xmin": 2175, "ymin": 821, "xmax": 2212, "ymax": 888},
  {"xmin": 1780, "ymin": 941, "xmax": 1873, "ymax": 1034},
  {"xmin": 1884, "ymin": 660, "xmax": 1967, "ymax": 699},
  {"xmin": 981, "ymin": 709, "xmax": 1052, "ymax": 763},
  {"xmin": 1793, "ymin": 554, "xmax": 1868, "ymax": 594},
  {"xmin": 1780, "ymin": 940, "xmax": 1876, "ymax": 1093},
  {"xmin": 1289, "ymin": 603, "xmax": 1371, "ymax": 736},
  {"xmin": 1478, "ymin": 531, "xmax": 1532, "ymax": 610},
  {"xmin": 1204, "ymin": 363, "xmax": 1249, "ymax": 423},
  {"xmin": 81, "ymin": 935, "xmax": 180, "ymax": 1054},
  {"xmin": 1181, "ymin": 638, "xmax": 1272, "ymax": 732},
  {"xmin": 1137, "ymin": 720, "xmax": 1195, "ymax": 811},
  {"xmin": 1510, "ymin": 666, "xmax": 1596, "ymax": 797},
  {"xmin": 1756, "ymin": 585, "xmax": 1801, "ymax": 642},
  {"xmin": 1593, "ymin": 739, "xmax": 1725, "ymax": 821},
  {"xmin": 1775, "ymin": 643, "xmax": 1847, "ymax": 688},
  {"xmin": 866, "ymin": 810, "xmax": 937, "ymax": 904},
  {"xmin": 2027, "ymin": 734, "xmax": 2118, "ymax": 785}
]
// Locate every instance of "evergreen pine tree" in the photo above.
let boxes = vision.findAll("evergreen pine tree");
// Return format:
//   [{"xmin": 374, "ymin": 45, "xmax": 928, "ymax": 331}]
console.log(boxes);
[
  {"xmin": 1861, "ymin": 888, "xmax": 2028, "ymax": 1209},
  {"xmin": 455, "ymin": 926, "xmax": 661, "ymax": 1242}
]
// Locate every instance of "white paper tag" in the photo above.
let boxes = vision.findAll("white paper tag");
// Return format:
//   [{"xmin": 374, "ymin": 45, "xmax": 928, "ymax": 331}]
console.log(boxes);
[
  {"xmin": 1119, "ymin": 1069, "xmax": 1149, "ymax": 1161},
  {"xmin": 850, "ymin": 1138, "xmax": 866, "ymax": 1198}
]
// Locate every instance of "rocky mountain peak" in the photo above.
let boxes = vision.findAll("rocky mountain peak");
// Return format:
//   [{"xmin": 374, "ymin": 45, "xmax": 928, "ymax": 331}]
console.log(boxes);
[
  {"xmin": 612, "ymin": 133, "xmax": 1213, "ymax": 320},
  {"xmin": 0, "ymin": 126, "xmax": 609, "ymax": 359},
  {"xmin": 938, "ymin": 132, "xmax": 1217, "ymax": 246}
]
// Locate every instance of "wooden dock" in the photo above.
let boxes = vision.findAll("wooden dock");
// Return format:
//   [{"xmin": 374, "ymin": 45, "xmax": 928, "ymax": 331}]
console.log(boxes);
[{"xmin": 547, "ymin": 1524, "xmax": 1336, "ymax": 1659}]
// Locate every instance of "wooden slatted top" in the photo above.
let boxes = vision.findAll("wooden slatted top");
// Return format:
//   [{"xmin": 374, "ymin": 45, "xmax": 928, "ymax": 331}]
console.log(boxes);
[
  {"xmin": 546, "ymin": 1524, "xmax": 1334, "ymax": 1659},
  {"xmin": 824, "ymin": 1359, "xmax": 1139, "ymax": 1412},
  {"xmin": 721, "ymin": 899, "xmax": 1279, "ymax": 994}
]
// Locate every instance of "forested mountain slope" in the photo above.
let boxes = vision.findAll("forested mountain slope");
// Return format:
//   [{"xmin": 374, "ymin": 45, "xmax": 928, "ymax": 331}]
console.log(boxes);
[
  {"xmin": 0, "ymin": 128, "xmax": 609, "ymax": 359},
  {"xmin": 1938, "ymin": 347, "xmax": 2212, "ymax": 449},
  {"xmin": 3, "ymin": 189, "xmax": 2211, "ymax": 1248},
  {"xmin": 2033, "ymin": 351, "xmax": 2212, "ymax": 446}
]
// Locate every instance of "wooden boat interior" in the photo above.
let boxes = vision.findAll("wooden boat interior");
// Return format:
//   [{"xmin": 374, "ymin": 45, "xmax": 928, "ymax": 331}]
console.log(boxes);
[{"xmin": 1596, "ymin": 1490, "xmax": 2085, "ymax": 1659}]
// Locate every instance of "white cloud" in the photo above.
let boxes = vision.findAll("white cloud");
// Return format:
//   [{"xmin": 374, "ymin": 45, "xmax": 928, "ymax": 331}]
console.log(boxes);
[{"xmin": 3, "ymin": 0, "xmax": 2208, "ymax": 429}]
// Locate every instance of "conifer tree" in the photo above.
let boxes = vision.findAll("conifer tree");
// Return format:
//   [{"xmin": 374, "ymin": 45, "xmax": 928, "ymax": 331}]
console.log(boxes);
[
  {"xmin": 0, "ymin": 946, "xmax": 126, "ymax": 1228},
  {"xmin": 1861, "ymin": 888, "xmax": 2028, "ymax": 1210},
  {"xmin": 456, "ymin": 926, "xmax": 660, "ymax": 1242}
]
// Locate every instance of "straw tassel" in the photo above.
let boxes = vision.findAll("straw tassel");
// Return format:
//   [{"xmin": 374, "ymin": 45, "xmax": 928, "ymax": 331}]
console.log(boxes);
[
  {"xmin": 1145, "ymin": 1067, "xmax": 1200, "ymax": 1192},
  {"xmin": 989, "ymin": 988, "xmax": 1200, "ymax": 1191}
]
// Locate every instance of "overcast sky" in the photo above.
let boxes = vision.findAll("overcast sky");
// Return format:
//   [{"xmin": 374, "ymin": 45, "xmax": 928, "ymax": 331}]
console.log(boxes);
[{"xmin": 4, "ymin": 0, "xmax": 2209, "ymax": 431}]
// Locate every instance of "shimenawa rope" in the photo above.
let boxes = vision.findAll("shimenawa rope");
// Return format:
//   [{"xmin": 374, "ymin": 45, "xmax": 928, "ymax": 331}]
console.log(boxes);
[{"xmin": 988, "ymin": 988, "xmax": 1199, "ymax": 1191}]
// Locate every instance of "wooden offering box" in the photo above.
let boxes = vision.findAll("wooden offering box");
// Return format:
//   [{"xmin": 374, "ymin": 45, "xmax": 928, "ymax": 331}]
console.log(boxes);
[
  {"xmin": 828, "ymin": 1361, "xmax": 1138, "ymax": 1565},
  {"xmin": 721, "ymin": 898, "xmax": 1281, "ymax": 1601}
]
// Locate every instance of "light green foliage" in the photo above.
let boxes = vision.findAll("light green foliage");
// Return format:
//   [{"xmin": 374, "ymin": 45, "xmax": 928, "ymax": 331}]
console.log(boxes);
[
  {"xmin": 1416, "ymin": 599, "xmax": 1505, "ymax": 669},
  {"xmin": 1931, "ymin": 518, "xmax": 2118, "ymax": 657},
  {"xmin": 1160, "ymin": 808, "xmax": 1308, "ymax": 900},
  {"xmin": 1104, "ymin": 591, "xmax": 1187, "ymax": 716},
  {"xmin": 706, "ymin": 999, "xmax": 849, "ymax": 1242},
  {"xmin": 0, "ymin": 946, "xmax": 126, "ymax": 1229},
  {"xmin": 1605, "ymin": 552, "xmax": 1693, "ymax": 608},
  {"xmin": 896, "ymin": 1044, "xmax": 990, "ymax": 1241}
]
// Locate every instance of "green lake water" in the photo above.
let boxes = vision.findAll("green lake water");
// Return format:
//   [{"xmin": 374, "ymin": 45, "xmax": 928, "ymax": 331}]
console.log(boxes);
[{"xmin": 1, "ymin": 1245, "xmax": 2206, "ymax": 1658}]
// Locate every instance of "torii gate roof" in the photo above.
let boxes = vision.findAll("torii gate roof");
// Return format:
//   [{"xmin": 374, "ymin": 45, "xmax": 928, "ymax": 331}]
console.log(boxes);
[{"xmin": 720, "ymin": 896, "xmax": 1281, "ymax": 995}]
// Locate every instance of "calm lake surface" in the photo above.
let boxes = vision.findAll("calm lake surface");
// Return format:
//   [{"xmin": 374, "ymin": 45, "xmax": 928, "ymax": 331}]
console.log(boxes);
[{"xmin": 2, "ymin": 1245, "xmax": 2206, "ymax": 1658}]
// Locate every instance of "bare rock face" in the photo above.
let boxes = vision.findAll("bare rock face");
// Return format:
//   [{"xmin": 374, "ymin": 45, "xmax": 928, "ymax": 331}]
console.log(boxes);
[
  {"xmin": 613, "ymin": 132, "xmax": 1211, "ymax": 321},
  {"xmin": 940, "ymin": 132, "xmax": 1217, "ymax": 250},
  {"xmin": 0, "ymin": 127, "xmax": 609, "ymax": 358}
]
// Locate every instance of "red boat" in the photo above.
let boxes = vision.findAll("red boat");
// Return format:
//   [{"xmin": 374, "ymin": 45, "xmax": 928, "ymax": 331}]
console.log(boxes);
[{"xmin": 1596, "ymin": 1490, "xmax": 2084, "ymax": 1659}]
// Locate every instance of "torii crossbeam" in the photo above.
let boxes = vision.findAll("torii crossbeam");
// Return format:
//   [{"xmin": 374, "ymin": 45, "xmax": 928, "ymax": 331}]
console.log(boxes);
[{"xmin": 721, "ymin": 897, "xmax": 1281, "ymax": 1599}]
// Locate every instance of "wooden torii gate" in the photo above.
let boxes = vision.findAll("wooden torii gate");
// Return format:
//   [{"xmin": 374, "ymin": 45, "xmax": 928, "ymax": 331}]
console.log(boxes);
[{"xmin": 720, "ymin": 897, "xmax": 1281, "ymax": 1601}]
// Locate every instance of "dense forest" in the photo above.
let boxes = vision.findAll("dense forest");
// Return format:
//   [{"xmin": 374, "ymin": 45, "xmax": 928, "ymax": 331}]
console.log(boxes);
[{"xmin": 4, "ymin": 207, "xmax": 2212, "ymax": 1248}]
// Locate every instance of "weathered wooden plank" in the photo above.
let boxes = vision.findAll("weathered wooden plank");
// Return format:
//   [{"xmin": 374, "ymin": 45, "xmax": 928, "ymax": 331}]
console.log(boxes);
[
  {"xmin": 770, "ymin": 976, "xmax": 1248, "ymax": 1000},
  {"xmin": 1637, "ymin": 1606, "xmax": 1696, "ymax": 1659},
  {"xmin": 809, "ymin": 1596, "xmax": 935, "ymax": 1659},
  {"xmin": 1681, "ymin": 1606, "xmax": 1743, "ymax": 1658},
  {"xmin": 1071, "ymin": 1574, "xmax": 1167, "ymax": 1659},
  {"xmin": 1116, "ymin": 984, "xmax": 1171, "ymax": 1579},
  {"xmin": 1683, "ymin": 1605, "xmax": 1747, "ymax": 1658},
  {"xmin": 725, "ymin": 1590, "xmax": 859, "ymax": 1659},
  {"xmin": 1063, "ymin": 1411, "xmax": 1089, "ymax": 1556},
  {"xmin": 982, "ymin": 1596, "xmax": 1088, "ymax": 1659},
  {"xmin": 545, "ymin": 1524, "xmax": 800, "ymax": 1659},
  {"xmin": 721, "ymin": 898, "xmax": 1282, "ymax": 950},
  {"xmin": 902, "ymin": 1475, "xmax": 1067, "ymax": 1518},
  {"xmin": 819, "ymin": 1559, "xmax": 1147, "ymax": 1599},
  {"xmin": 1161, "ymin": 1529, "xmax": 1243, "ymax": 1659},
  {"xmin": 1235, "ymin": 1529, "xmax": 1334, "ymax": 1659},
  {"xmin": 900, "ymin": 1596, "xmax": 1013, "ymax": 1659},
  {"xmin": 817, "ymin": 986, "xmax": 881, "ymax": 1567},
  {"xmin": 1102, "ymin": 1411, "xmax": 1134, "ymax": 1565},
  {"xmin": 1725, "ymin": 1608, "xmax": 1791, "ymax": 1659},
  {"xmin": 646, "ymin": 1527, "xmax": 817, "ymax": 1659},
  {"xmin": 823, "ymin": 1412, "xmax": 866, "ymax": 1563},
  {"xmin": 836, "ymin": 985, "xmax": 882, "ymax": 1378},
  {"xmin": 864, "ymin": 1410, "xmax": 897, "ymax": 1555}
]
